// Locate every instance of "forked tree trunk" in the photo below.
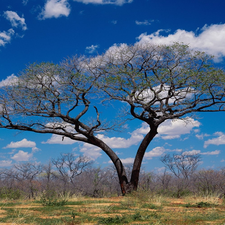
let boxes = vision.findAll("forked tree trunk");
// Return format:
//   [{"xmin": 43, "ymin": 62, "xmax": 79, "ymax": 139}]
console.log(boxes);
[{"xmin": 89, "ymin": 127, "xmax": 158, "ymax": 195}]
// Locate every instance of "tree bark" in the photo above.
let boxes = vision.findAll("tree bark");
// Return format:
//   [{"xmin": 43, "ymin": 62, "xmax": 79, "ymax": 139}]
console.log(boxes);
[
  {"xmin": 130, "ymin": 126, "xmax": 158, "ymax": 191},
  {"xmin": 89, "ymin": 136, "xmax": 129, "ymax": 195}
]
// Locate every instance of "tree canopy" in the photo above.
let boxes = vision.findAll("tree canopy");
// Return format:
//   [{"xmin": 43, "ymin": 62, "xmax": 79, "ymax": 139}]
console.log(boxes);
[{"xmin": 0, "ymin": 43, "xmax": 224, "ymax": 194}]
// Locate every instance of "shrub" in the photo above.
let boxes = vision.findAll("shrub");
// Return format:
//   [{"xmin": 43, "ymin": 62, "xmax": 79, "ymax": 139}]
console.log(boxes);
[
  {"xmin": 0, "ymin": 187, "xmax": 22, "ymax": 200},
  {"xmin": 39, "ymin": 190, "xmax": 68, "ymax": 206}
]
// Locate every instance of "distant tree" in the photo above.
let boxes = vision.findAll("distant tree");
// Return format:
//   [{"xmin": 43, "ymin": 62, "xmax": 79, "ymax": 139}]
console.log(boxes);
[
  {"xmin": 52, "ymin": 153, "xmax": 92, "ymax": 193},
  {"xmin": 160, "ymin": 152, "xmax": 201, "ymax": 197},
  {"xmin": 13, "ymin": 163, "xmax": 42, "ymax": 198},
  {"xmin": 0, "ymin": 43, "xmax": 224, "ymax": 194}
]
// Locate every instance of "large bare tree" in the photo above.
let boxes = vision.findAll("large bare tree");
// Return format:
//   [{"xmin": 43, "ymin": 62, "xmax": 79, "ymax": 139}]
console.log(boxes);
[{"xmin": 0, "ymin": 43, "xmax": 224, "ymax": 194}]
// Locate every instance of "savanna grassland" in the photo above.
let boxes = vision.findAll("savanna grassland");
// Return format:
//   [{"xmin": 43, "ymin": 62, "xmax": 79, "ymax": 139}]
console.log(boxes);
[{"xmin": 0, "ymin": 192, "xmax": 225, "ymax": 225}]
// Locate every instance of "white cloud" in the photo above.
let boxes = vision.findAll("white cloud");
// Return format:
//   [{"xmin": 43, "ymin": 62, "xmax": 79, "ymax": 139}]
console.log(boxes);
[
  {"xmin": 157, "ymin": 119, "xmax": 198, "ymax": 139},
  {"xmin": 4, "ymin": 11, "xmax": 27, "ymax": 31},
  {"xmin": 0, "ymin": 29, "xmax": 15, "ymax": 47},
  {"xmin": 86, "ymin": 45, "xmax": 99, "ymax": 53},
  {"xmin": 183, "ymin": 150, "xmax": 201, "ymax": 155},
  {"xmin": 4, "ymin": 138, "xmax": 36, "ymax": 149},
  {"xmin": 196, "ymin": 133, "xmax": 210, "ymax": 140},
  {"xmin": 182, "ymin": 149, "xmax": 220, "ymax": 156},
  {"xmin": 135, "ymin": 20, "xmax": 153, "ymax": 26},
  {"xmin": 4, "ymin": 139, "xmax": 39, "ymax": 153},
  {"xmin": 0, "ymin": 160, "xmax": 12, "ymax": 167},
  {"xmin": 157, "ymin": 117, "xmax": 200, "ymax": 140},
  {"xmin": 11, "ymin": 150, "xmax": 33, "ymax": 161},
  {"xmin": 133, "ymin": 84, "xmax": 195, "ymax": 106},
  {"xmin": 96, "ymin": 127, "xmax": 144, "ymax": 149},
  {"xmin": 137, "ymin": 23, "xmax": 225, "ymax": 60},
  {"xmin": 121, "ymin": 157, "xmax": 134, "ymax": 164},
  {"xmin": 0, "ymin": 74, "xmax": 19, "ymax": 87},
  {"xmin": 201, "ymin": 150, "xmax": 220, "ymax": 155},
  {"xmin": 204, "ymin": 132, "xmax": 225, "ymax": 148},
  {"xmin": 145, "ymin": 146, "xmax": 166, "ymax": 159},
  {"xmin": 39, "ymin": 0, "xmax": 71, "ymax": 19},
  {"xmin": 108, "ymin": 157, "xmax": 134, "ymax": 164},
  {"xmin": 80, "ymin": 143, "xmax": 102, "ymax": 159},
  {"xmin": 73, "ymin": 0, "xmax": 133, "ymax": 6},
  {"xmin": 42, "ymin": 134, "xmax": 77, "ymax": 145}
]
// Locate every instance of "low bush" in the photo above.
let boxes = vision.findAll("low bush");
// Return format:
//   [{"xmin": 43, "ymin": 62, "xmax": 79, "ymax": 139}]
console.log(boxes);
[
  {"xmin": 0, "ymin": 187, "xmax": 22, "ymax": 200},
  {"xmin": 38, "ymin": 190, "xmax": 68, "ymax": 206}
]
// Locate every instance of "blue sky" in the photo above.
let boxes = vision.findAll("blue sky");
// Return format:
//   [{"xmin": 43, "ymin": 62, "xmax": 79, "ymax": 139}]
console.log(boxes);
[{"xmin": 0, "ymin": 0, "xmax": 225, "ymax": 171}]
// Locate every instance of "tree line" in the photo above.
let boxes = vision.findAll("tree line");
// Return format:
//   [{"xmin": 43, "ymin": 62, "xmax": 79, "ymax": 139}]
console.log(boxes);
[{"xmin": 0, "ymin": 152, "xmax": 225, "ymax": 199}]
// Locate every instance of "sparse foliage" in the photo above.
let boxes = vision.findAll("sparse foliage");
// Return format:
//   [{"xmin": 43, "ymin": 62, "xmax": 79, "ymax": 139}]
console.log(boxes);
[{"xmin": 0, "ymin": 43, "xmax": 224, "ymax": 194}]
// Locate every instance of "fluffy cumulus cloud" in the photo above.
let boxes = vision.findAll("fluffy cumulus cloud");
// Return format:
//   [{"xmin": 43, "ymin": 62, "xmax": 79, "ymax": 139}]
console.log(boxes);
[
  {"xmin": 0, "ymin": 29, "xmax": 15, "ymax": 47},
  {"xmin": 11, "ymin": 150, "xmax": 33, "ymax": 161},
  {"xmin": 4, "ymin": 11, "xmax": 27, "ymax": 31},
  {"xmin": 145, "ymin": 146, "xmax": 166, "ymax": 159},
  {"xmin": 204, "ymin": 132, "xmax": 225, "ymax": 148},
  {"xmin": 96, "ymin": 130, "xmax": 143, "ymax": 149},
  {"xmin": 4, "ymin": 139, "xmax": 39, "ymax": 152},
  {"xmin": 0, "ymin": 74, "xmax": 18, "ymax": 87},
  {"xmin": 39, "ymin": 0, "xmax": 71, "ymax": 19},
  {"xmin": 80, "ymin": 143, "xmax": 102, "ymax": 159},
  {"xmin": 137, "ymin": 24, "xmax": 225, "ymax": 60},
  {"xmin": 157, "ymin": 117, "xmax": 200, "ymax": 140},
  {"xmin": 73, "ymin": 0, "xmax": 133, "ymax": 6},
  {"xmin": 42, "ymin": 134, "xmax": 77, "ymax": 145}
]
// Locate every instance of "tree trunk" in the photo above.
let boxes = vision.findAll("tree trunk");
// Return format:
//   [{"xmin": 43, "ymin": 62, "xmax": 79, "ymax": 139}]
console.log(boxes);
[
  {"xmin": 89, "ymin": 136, "xmax": 129, "ymax": 195},
  {"xmin": 130, "ymin": 127, "xmax": 158, "ymax": 191},
  {"xmin": 89, "ymin": 127, "xmax": 158, "ymax": 195}
]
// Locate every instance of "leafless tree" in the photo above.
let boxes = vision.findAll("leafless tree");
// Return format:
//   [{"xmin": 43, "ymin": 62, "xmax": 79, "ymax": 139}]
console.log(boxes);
[
  {"xmin": 51, "ymin": 153, "xmax": 92, "ymax": 193},
  {"xmin": 13, "ymin": 163, "xmax": 42, "ymax": 199},
  {"xmin": 193, "ymin": 169, "xmax": 225, "ymax": 196},
  {"xmin": 160, "ymin": 152, "xmax": 201, "ymax": 197},
  {"xmin": 156, "ymin": 169, "xmax": 172, "ymax": 192},
  {"xmin": 0, "ymin": 43, "xmax": 224, "ymax": 194}
]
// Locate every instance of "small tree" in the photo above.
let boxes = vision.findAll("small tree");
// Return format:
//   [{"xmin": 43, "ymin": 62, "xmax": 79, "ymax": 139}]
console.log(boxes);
[
  {"xmin": 160, "ymin": 152, "xmax": 201, "ymax": 197},
  {"xmin": 0, "ymin": 43, "xmax": 224, "ymax": 194},
  {"xmin": 13, "ymin": 163, "xmax": 42, "ymax": 199},
  {"xmin": 52, "ymin": 153, "xmax": 92, "ymax": 194}
]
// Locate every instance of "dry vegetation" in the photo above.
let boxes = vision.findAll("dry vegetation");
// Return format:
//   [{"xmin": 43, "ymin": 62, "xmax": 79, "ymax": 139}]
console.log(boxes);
[{"xmin": 0, "ymin": 191, "xmax": 225, "ymax": 225}]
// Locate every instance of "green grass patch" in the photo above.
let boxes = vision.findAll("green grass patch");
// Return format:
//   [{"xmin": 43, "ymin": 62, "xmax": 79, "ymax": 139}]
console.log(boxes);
[
  {"xmin": 141, "ymin": 203, "xmax": 162, "ymax": 209},
  {"xmin": 184, "ymin": 201, "xmax": 218, "ymax": 208}
]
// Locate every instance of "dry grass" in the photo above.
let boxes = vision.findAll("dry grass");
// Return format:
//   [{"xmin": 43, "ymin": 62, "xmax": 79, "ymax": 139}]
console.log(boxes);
[{"xmin": 0, "ymin": 193, "xmax": 224, "ymax": 224}]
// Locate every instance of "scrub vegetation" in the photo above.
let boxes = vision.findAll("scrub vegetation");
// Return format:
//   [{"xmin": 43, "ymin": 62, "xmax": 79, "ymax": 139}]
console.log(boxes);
[
  {"xmin": 0, "ymin": 190, "xmax": 224, "ymax": 224},
  {"xmin": 0, "ymin": 158, "xmax": 225, "ymax": 224}
]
